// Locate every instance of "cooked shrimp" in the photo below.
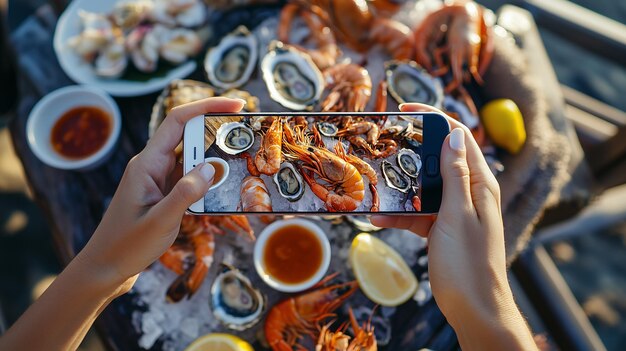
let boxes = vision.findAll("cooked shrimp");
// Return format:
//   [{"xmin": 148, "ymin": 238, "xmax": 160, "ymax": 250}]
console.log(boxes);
[{"xmin": 254, "ymin": 117, "xmax": 283, "ymax": 176}]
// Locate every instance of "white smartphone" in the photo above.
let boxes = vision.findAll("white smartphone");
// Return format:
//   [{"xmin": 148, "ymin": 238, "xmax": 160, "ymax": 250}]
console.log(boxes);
[{"xmin": 184, "ymin": 112, "xmax": 449, "ymax": 214}]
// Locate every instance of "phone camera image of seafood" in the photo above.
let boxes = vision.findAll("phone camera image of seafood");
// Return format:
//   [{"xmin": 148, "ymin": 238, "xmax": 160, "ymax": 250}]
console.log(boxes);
[{"xmin": 202, "ymin": 114, "xmax": 424, "ymax": 213}]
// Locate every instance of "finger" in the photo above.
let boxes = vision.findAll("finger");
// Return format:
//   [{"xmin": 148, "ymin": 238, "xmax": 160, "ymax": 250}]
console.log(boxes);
[
  {"xmin": 400, "ymin": 102, "xmax": 446, "ymax": 115},
  {"xmin": 149, "ymin": 162, "xmax": 215, "ymax": 221},
  {"xmin": 146, "ymin": 97, "xmax": 245, "ymax": 157},
  {"xmin": 370, "ymin": 215, "xmax": 435, "ymax": 237},
  {"xmin": 439, "ymin": 128, "xmax": 475, "ymax": 216},
  {"xmin": 400, "ymin": 103, "xmax": 498, "ymax": 203}
]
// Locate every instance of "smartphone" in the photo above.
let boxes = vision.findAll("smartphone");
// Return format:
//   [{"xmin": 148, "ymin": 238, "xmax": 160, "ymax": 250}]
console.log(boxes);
[{"xmin": 184, "ymin": 112, "xmax": 449, "ymax": 214}]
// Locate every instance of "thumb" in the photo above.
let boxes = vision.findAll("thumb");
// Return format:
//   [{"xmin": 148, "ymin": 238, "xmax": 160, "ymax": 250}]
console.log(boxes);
[
  {"xmin": 439, "ymin": 128, "xmax": 474, "ymax": 215},
  {"xmin": 152, "ymin": 162, "xmax": 214, "ymax": 218}
]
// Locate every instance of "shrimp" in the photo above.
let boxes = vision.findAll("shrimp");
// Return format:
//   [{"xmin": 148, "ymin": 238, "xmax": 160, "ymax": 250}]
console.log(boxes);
[
  {"xmin": 347, "ymin": 135, "xmax": 398, "ymax": 160},
  {"xmin": 240, "ymin": 176, "xmax": 274, "ymax": 223},
  {"xmin": 279, "ymin": 4, "xmax": 340, "ymax": 70},
  {"xmin": 323, "ymin": 63, "xmax": 372, "ymax": 113},
  {"xmin": 283, "ymin": 126, "xmax": 365, "ymax": 212},
  {"xmin": 414, "ymin": 1, "xmax": 493, "ymax": 92},
  {"xmin": 316, "ymin": 307, "xmax": 377, "ymax": 351},
  {"xmin": 265, "ymin": 273, "xmax": 358, "ymax": 351},
  {"xmin": 159, "ymin": 215, "xmax": 255, "ymax": 302},
  {"xmin": 337, "ymin": 121, "xmax": 380, "ymax": 144},
  {"xmin": 371, "ymin": 139, "xmax": 398, "ymax": 159},
  {"xmin": 214, "ymin": 215, "xmax": 255, "ymax": 241},
  {"xmin": 368, "ymin": 17, "xmax": 414, "ymax": 60},
  {"xmin": 334, "ymin": 142, "xmax": 380, "ymax": 212},
  {"xmin": 160, "ymin": 215, "xmax": 217, "ymax": 302},
  {"xmin": 240, "ymin": 152, "xmax": 261, "ymax": 177},
  {"xmin": 255, "ymin": 117, "xmax": 283, "ymax": 176},
  {"xmin": 412, "ymin": 195, "xmax": 421, "ymax": 212},
  {"xmin": 284, "ymin": 0, "xmax": 413, "ymax": 60}
]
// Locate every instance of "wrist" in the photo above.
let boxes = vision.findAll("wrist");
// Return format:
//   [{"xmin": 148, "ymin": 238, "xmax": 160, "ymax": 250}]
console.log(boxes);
[
  {"xmin": 71, "ymin": 249, "xmax": 135, "ymax": 299},
  {"xmin": 444, "ymin": 274, "xmax": 517, "ymax": 327},
  {"xmin": 445, "ymin": 283, "xmax": 537, "ymax": 351}
]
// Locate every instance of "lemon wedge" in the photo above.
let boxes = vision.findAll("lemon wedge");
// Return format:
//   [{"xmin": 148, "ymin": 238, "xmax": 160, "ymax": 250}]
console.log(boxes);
[
  {"xmin": 480, "ymin": 99, "xmax": 526, "ymax": 154},
  {"xmin": 184, "ymin": 333, "xmax": 254, "ymax": 351},
  {"xmin": 349, "ymin": 233, "xmax": 418, "ymax": 306}
]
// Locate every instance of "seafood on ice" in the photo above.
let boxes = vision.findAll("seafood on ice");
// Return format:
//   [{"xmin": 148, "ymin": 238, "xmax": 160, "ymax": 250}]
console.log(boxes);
[
  {"xmin": 264, "ymin": 273, "xmax": 358, "ymax": 350},
  {"xmin": 158, "ymin": 215, "xmax": 254, "ymax": 302},
  {"xmin": 203, "ymin": 114, "xmax": 429, "ymax": 213}
]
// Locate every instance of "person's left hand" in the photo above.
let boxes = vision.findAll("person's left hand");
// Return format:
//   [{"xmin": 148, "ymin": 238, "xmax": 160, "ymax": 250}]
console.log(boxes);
[{"xmin": 76, "ymin": 97, "xmax": 245, "ymax": 292}]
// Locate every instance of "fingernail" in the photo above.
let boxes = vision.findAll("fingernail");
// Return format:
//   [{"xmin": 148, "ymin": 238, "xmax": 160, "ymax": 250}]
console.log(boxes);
[
  {"xmin": 199, "ymin": 162, "xmax": 215, "ymax": 183},
  {"xmin": 449, "ymin": 128, "xmax": 465, "ymax": 151},
  {"xmin": 235, "ymin": 98, "xmax": 247, "ymax": 106}
]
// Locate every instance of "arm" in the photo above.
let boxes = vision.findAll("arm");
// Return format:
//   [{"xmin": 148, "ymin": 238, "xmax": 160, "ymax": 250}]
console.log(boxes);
[
  {"xmin": 372, "ymin": 103, "xmax": 538, "ymax": 351},
  {"xmin": 0, "ymin": 255, "xmax": 129, "ymax": 350},
  {"xmin": 0, "ymin": 97, "xmax": 245, "ymax": 350}
]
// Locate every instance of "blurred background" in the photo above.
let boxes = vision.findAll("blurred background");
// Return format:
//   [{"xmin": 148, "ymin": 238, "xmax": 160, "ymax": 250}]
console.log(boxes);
[{"xmin": 1, "ymin": 0, "xmax": 625, "ymax": 350}]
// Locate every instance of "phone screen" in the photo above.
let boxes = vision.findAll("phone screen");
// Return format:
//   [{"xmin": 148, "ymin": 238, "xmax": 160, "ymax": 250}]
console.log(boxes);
[{"xmin": 198, "ymin": 112, "xmax": 447, "ymax": 214}]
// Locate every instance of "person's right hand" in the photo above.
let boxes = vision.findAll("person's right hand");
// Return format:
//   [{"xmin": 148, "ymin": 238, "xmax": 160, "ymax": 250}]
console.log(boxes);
[{"xmin": 372, "ymin": 103, "xmax": 537, "ymax": 350}]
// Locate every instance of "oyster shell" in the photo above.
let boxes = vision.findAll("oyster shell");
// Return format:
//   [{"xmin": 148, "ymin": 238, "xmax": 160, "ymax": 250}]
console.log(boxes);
[
  {"xmin": 247, "ymin": 116, "xmax": 273, "ymax": 131},
  {"xmin": 273, "ymin": 162, "xmax": 305, "ymax": 201},
  {"xmin": 261, "ymin": 41, "xmax": 324, "ymax": 111},
  {"xmin": 221, "ymin": 89, "xmax": 260, "ymax": 112},
  {"xmin": 396, "ymin": 148, "xmax": 422, "ymax": 178},
  {"xmin": 149, "ymin": 79, "xmax": 216, "ymax": 138},
  {"xmin": 385, "ymin": 60, "xmax": 443, "ymax": 108},
  {"xmin": 205, "ymin": 26, "xmax": 258, "ymax": 91},
  {"xmin": 381, "ymin": 160, "xmax": 410, "ymax": 193},
  {"xmin": 210, "ymin": 264, "xmax": 265, "ymax": 331},
  {"xmin": 316, "ymin": 122, "xmax": 338, "ymax": 137},
  {"xmin": 94, "ymin": 35, "xmax": 127, "ymax": 78},
  {"xmin": 111, "ymin": 0, "xmax": 153, "ymax": 30},
  {"xmin": 215, "ymin": 122, "xmax": 255, "ymax": 155},
  {"xmin": 443, "ymin": 95, "xmax": 479, "ymax": 129}
]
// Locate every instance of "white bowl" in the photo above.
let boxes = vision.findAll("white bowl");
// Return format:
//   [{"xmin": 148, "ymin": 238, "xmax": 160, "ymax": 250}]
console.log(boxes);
[
  {"xmin": 204, "ymin": 157, "xmax": 229, "ymax": 190},
  {"xmin": 53, "ymin": 0, "xmax": 196, "ymax": 97},
  {"xmin": 254, "ymin": 218, "xmax": 331, "ymax": 293},
  {"xmin": 26, "ymin": 85, "xmax": 121, "ymax": 171}
]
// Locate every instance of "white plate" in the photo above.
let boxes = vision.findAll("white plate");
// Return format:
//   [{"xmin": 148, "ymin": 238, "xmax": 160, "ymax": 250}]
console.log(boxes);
[{"xmin": 53, "ymin": 0, "xmax": 196, "ymax": 97}]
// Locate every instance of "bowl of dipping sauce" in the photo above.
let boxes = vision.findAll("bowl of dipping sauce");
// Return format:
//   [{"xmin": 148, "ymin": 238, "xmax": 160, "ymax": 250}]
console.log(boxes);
[
  {"xmin": 254, "ymin": 218, "xmax": 331, "ymax": 292},
  {"xmin": 204, "ymin": 157, "xmax": 229, "ymax": 190},
  {"xmin": 26, "ymin": 85, "xmax": 121, "ymax": 171}
]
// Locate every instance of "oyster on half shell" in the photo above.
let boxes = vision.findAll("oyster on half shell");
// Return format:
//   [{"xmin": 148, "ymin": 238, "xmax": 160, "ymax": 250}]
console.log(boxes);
[
  {"xmin": 316, "ymin": 122, "xmax": 338, "ymax": 137},
  {"xmin": 210, "ymin": 264, "xmax": 265, "ymax": 331},
  {"xmin": 385, "ymin": 60, "xmax": 444, "ymax": 108},
  {"xmin": 381, "ymin": 160, "xmax": 411, "ymax": 193},
  {"xmin": 215, "ymin": 122, "xmax": 254, "ymax": 155},
  {"xmin": 396, "ymin": 148, "xmax": 422, "ymax": 178},
  {"xmin": 261, "ymin": 41, "xmax": 324, "ymax": 111},
  {"xmin": 273, "ymin": 162, "xmax": 305, "ymax": 202},
  {"xmin": 205, "ymin": 26, "xmax": 258, "ymax": 91}
]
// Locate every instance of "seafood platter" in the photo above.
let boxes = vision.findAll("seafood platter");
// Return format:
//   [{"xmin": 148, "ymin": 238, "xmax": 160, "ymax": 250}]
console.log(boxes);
[
  {"xmin": 111, "ymin": 0, "xmax": 540, "ymax": 349},
  {"xmin": 54, "ymin": 0, "xmax": 211, "ymax": 96},
  {"xmin": 202, "ymin": 114, "xmax": 426, "ymax": 213},
  {"xmin": 132, "ymin": 214, "xmax": 434, "ymax": 350}
]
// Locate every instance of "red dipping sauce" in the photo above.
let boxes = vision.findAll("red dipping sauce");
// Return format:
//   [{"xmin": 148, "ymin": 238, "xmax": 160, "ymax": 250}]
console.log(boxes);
[{"xmin": 51, "ymin": 106, "xmax": 111, "ymax": 159}]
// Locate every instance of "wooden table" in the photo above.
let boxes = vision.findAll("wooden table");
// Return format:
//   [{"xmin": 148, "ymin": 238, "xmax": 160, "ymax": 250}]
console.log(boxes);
[
  {"xmin": 7, "ymin": 5, "xmax": 460, "ymax": 350},
  {"xmin": 8, "ymin": 3, "xmax": 591, "ymax": 350}
]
